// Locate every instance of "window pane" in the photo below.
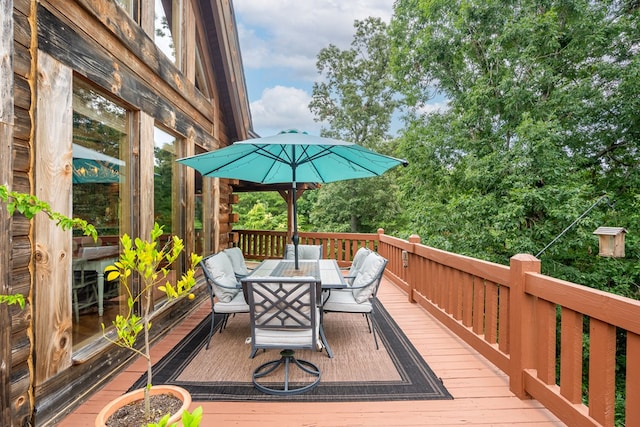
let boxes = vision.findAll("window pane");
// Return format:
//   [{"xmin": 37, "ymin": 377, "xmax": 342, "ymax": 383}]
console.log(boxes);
[
  {"xmin": 71, "ymin": 81, "xmax": 130, "ymax": 350},
  {"xmin": 154, "ymin": 127, "xmax": 176, "ymax": 232},
  {"xmin": 153, "ymin": 127, "xmax": 179, "ymax": 307},
  {"xmin": 155, "ymin": 0, "xmax": 176, "ymax": 63},
  {"xmin": 115, "ymin": 0, "xmax": 138, "ymax": 21}
]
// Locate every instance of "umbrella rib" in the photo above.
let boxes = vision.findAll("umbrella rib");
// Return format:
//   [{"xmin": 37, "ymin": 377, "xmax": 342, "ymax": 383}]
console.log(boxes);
[
  {"xmin": 251, "ymin": 144, "xmax": 295, "ymax": 182},
  {"xmin": 297, "ymin": 146, "xmax": 387, "ymax": 180},
  {"xmin": 195, "ymin": 147, "xmax": 261, "ymax": 176}
]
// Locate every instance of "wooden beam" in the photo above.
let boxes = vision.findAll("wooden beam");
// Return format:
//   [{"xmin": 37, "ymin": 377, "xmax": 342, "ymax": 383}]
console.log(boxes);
[
  {"xmin": 1, "ymin": 0, "xmax": 15, "ymax": 423},
  {"xmin": 34, "ymin": 51, "xmax": 74, "ymax": 383}
]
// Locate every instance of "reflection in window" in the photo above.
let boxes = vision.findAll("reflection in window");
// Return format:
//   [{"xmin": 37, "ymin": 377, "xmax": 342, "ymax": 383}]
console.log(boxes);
[
  {"xmin": 71, "ymin": 81, "xmax": 130, "ymax": 350},
  {"xmin": 153, "ymin": 127, "xmax": 179, "ymax": 307},
  {"xmin": 115, "ymin": 0, "xmax": 138, "ymax": 21},
  {"xmin": 154, "ymin": 127, "xmax": 177, "ymax": 232},
  {"xmin": 155, "ymin": 0, "xmax": 176, "ymax": 63},
  {"xmin": 195, "ymin": 161, "xmax": 204, "ymax": 255},
  {"xmin": 195, "ymin": 46, "xmax": 210, "ymax": 97}
]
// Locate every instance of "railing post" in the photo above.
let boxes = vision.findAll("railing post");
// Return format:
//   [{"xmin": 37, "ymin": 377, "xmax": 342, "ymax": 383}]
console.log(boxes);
[
  {"xmin": 376, "ymin": 228, "xmax": 384, "ymax": 254},
  {"xmin": 509, "ymin": 254, "xmax": 540, "ymax": 399},
  {"xmin": 407, "ymin": 234, "xmax": 420, "ymax": 304}
]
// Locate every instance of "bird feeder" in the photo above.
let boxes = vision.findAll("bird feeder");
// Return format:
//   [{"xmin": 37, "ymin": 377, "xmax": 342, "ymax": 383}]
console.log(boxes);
[{"xmin": 592, "ymin": 227, "xmax": 627, "ymax": 258}]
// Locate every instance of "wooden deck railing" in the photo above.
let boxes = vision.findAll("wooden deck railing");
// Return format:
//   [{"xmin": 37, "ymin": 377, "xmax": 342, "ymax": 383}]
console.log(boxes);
[
  {"xmin": 234, "ymin": 228, "xmax": 640, "ymax": 427},
  {"xmin": 233, "ymin": 229, "xmax": 379, "ymax": 266}
]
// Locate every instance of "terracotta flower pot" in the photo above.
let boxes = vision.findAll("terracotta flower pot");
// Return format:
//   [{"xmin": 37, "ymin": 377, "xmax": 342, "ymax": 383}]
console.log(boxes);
[{"xmin": 95, "ymin": 385, "xmax": 191, "ymax": 427}]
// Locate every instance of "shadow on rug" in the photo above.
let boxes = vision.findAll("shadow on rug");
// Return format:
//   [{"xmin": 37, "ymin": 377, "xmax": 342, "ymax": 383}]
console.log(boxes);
[{"xmin": 130, "ymin": 300, "xmax": 452, "ymax": 402}]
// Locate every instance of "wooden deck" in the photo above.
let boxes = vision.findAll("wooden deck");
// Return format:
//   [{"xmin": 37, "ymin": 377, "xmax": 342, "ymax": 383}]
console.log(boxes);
[{"xmin": 58, "ymin": 278, "xmax": 564, "ymax": 426}]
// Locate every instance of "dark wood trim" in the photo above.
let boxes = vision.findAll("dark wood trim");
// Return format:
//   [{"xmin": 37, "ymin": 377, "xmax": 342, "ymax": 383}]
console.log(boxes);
[
  {"xmin": 36, "ymin": 4, "xmax": 217, "ymax": 149},
  {"xmin": 71, "ymin": 0, "xmax": 214, "ymax": 123}
]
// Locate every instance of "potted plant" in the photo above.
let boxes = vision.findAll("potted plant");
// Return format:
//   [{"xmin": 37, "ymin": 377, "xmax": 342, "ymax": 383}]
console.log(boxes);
[
  {"xmin": 95, "ymin": 222, "xmax": 203, "ymax": 426},
  {"xmin": 1, "ymin": 186, "xmax": 203, "ymax": 425}
]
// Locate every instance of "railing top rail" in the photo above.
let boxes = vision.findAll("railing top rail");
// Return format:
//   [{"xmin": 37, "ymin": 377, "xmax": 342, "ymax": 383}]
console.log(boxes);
[{"xmin": 526, "ymin": 271, "xmax": 640, "ymax": 334}]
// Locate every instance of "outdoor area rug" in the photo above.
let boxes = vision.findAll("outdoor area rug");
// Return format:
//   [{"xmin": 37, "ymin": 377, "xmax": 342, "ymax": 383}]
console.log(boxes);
[{"xmin": 130, "ymin": 300, "xmax": 452, "ymax": 402}]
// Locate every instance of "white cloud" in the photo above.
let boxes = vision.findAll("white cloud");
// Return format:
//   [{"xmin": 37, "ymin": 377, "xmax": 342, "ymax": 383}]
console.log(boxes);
[
  {"xmin": 234, "ymin": 0, "xmax": 393, "ymax": 79},
  {"xmin": 233, "ymin": 0, "xmax": 395, "ymax": 135},
  {"xmin": 250, "ymin": 85, "xmax": 323, "ymax": 136},
  {"xmin": 419, "ymin": 101, "xmax": 450, "ymax": 115}
]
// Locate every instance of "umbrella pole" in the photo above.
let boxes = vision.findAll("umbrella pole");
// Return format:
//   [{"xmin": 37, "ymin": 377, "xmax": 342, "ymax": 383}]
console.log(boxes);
[
  {"xmin": 292, "ymin": 180, "xmax": 299, "ymax": 269},
  {"xmin": 292, "ymin": 147, "xmax": 299, "ymax": 270}
]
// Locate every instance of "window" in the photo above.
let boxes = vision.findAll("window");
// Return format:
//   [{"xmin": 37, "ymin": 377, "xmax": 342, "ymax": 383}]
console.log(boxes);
[
  {"xmin": 115, "ymin": 0, "xmax": 139, "ymax": 21},
  {"xmin": 155, "ymin": 0, "xmax": 178, "ymax": 64},
  {"xmin": 71, "ymin": 80, "xmax": 131, "ymax": 349},
  {"xmin": 153, "ymin": 126, "xmax": 180, "ymax": 307}
]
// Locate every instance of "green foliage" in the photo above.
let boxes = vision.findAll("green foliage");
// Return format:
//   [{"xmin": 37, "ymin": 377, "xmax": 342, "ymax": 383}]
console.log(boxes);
[
  {"xmin": 0, "ymin": 294, "xmax": 25, "ymax": 309},
  {"xmin": 389, "ymin": 0, "xmax": 640, "ymax": 274},
  {"xmin": 0, "ymin": 185, "xmax": 97, "ymax": 240},
  {"xmin": 234, "ymin": 192, "xmax": 288, "ymax": 230},
  {"xmin": 145, "ymin": 406, "xmax": 203, "ymax": 427},
  {"xmin": 0, "ymin": 185, "xmax": 98, "ymax": 308},
  {"xmin": 308, "ymin": 17, "xmax": 406, "ymax": 233}
]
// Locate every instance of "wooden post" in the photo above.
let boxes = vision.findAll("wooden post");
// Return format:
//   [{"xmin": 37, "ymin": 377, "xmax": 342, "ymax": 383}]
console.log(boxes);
[
  {"xmin": 35, "ymin": 52, "xmax": 74, "ymax": 382},
  {"xmin": 508, "ymin": 254, "xmax": 540, "ymax": 398},
  {"xmin": 376, "ymin": 228, "xmax": 384, "ymax": 256},
  {"xmin": 407, "ymin": 234, "xmax": 421, "ymax": 304},
  {"xmin": 1, "ymin": 1, "xmax": 15, "ymax": 424}
]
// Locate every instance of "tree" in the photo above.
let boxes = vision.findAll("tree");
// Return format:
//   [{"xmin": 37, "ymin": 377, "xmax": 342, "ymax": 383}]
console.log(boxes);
[
  {"xmin": 389, "ymin": 0, "xmax": 640, "ymax": 283},
  {"xmin": 309, "ymin": 17, "xmax": 407, "ymax": 234},
  {"xmin": 233, "ymin": 192, "xmax": 288, "ymax": 231}
]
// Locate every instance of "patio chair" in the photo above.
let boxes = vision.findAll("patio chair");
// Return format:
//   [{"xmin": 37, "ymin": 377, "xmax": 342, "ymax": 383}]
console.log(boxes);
[
  {"xmin": 322, "ymin": 252, "xmax": 388, "ymax": 349},
  {"xmin": 200, "ymin": 252, "xmax": 250, "ymax": 349},
  {"xmin": 72, "ymin": 258, "xmax": 99, "ymax": 322},
  {"xmin": 223, "ymin": 247, "xmax": 254, "ymax": 279},
  {"xmin": 284, "ymin": 244, "xmax": 323, "ymax": 260},
  {"xmin": 245, "ymin": 276, "xmax": 322, "ymax": 395}
]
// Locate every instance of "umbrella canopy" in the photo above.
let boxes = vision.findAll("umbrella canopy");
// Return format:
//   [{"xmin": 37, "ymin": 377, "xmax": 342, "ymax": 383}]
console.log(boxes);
[
  {"xmin": 72, "ymin": 143, "xmax": 124, "ymax": 184},
  {"xmin": 177, "ymin": 129, "xmax": 408, "ymax": 268}
]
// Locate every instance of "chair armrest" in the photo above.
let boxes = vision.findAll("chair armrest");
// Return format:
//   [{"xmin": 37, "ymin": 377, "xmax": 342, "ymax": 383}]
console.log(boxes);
[{"xmin": 208, "ymin": 277, "xmax": 241, "ymax": 289}]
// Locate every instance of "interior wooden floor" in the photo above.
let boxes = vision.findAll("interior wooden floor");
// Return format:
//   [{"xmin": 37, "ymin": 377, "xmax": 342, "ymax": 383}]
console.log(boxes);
[{"xmin": 58, "ymin": 278, "xmax": 565, "ymax": 426}]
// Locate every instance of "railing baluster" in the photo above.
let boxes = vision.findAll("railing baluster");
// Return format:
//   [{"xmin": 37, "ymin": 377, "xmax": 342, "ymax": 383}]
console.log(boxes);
[
  {"xmin": 560, "ymin": 308, "xmax": 584, "ymax": 404},
  {"xmin": 536, "ymin": 298, "xmax": 556, "ymax": 385},
  {"xmin": 628, "ymin": 332, "xmax": 640, "ymax": 427},
  {"xmin": 588, "ymin": 318, "xmax": 616, "ymax": 426}
]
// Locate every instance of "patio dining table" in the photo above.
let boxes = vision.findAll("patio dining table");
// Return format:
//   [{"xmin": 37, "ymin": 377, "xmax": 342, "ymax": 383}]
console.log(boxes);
[{"xmin": 240, "ymin": 259, "xmax": 347, "ymax": 357}]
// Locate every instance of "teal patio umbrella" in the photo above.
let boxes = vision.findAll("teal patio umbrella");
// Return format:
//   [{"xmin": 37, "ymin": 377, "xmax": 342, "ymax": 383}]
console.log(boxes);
[
  {"xmin": 72, "ymin": 143, "xmax": 123, "ymax": 184},
  {"xmin": 177, "ymin": 130, "xmax": 407, "ymax": 268}
]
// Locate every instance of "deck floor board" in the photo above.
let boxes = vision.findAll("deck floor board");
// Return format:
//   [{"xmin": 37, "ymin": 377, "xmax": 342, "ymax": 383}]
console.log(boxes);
[{"xmin": 58, "ymin": 278, "xmax": 565, "ymax": 426}]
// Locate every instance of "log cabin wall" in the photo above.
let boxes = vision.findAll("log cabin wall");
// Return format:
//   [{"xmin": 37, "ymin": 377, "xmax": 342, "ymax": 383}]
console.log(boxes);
[{"xmin": 2, "ymin": 0, "xmax": 250, "ymax": 425}]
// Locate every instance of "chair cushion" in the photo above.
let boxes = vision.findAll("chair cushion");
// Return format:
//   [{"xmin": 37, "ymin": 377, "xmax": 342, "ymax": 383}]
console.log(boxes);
[
  {"xmin": 214, "ymin": 290, "xmax": 249, "ymax": 313},
  {"xmin": 323, "ymin": 289, "xmax": 372, "ymax": 313},
  {"xmin": 285, "ymin": 244, "xmax": 322, "ymax": 260},
  {"xmin": 223, "ymin": 247, "xmax": 250, "ymax": 277},
  {"xmin": 347, "ymin": 247, "xmax": 372, "ymax": 284},
  {"xmin": 351, "ymin": 252, "xmax": 386, "ymax": 303},
  {"xmin": 203, "ymin": 252, "xmax": 239, "ymax": 303}
]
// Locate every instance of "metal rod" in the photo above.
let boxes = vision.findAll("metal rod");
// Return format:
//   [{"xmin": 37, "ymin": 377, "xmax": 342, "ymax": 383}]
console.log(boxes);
[{"xmin": 536, "ymin": 195, "xmax": 611, "ymax": 258}]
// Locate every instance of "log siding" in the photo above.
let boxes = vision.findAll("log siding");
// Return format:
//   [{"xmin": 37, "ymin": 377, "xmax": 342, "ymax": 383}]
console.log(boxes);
[{"xmin": 2, "ymin": 1, "xmax": 249, "ymax": 425}]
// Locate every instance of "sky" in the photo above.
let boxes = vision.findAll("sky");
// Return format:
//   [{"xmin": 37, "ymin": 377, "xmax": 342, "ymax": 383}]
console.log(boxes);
[{"xmin": 232, "ymin": 0, "xmax": 396, "ymax": 137}]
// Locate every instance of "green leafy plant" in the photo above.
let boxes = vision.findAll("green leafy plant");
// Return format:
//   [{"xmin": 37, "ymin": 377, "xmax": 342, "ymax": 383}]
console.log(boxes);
[
  {"xmin": 147, "ymin": 406, "xmax": 203, "ymax": 427},
  {"xmin": 102, "ymin": 222, "xmax": 202, "ymax": 422},
  {"xmin": 0, "ymin": 294, "xmax": 25, "ymax": 309},
  {"xmin": 0, "ymin": 184, "xmax": 97, "ymax": 307},
  {"xmin": 0, "ymin": 185, "xmax": 97, "ymax": 239}
]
